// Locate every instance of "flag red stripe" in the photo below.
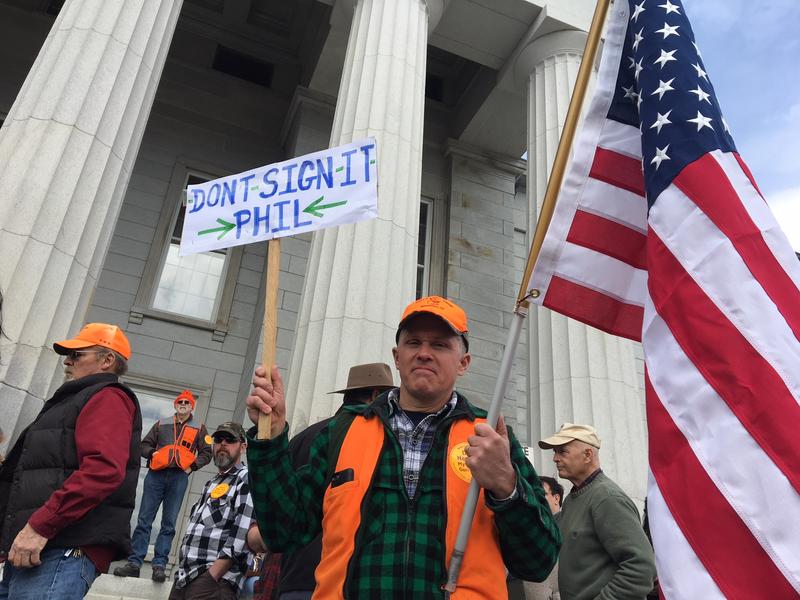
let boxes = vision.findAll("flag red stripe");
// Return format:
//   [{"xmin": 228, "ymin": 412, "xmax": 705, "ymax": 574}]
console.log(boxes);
[
  {"xmin": 732, "ymin": 152, "xmax": 763, "ymax": 198},
  {"xmin": 647, "ymin": 230, "xmax": 800, "ymax": 493},
  {"xmin": 543, "ymin": 276, "xmax": 643, "ymax": 341},
  {"xmin": 674, "ymin": 155, "xmax": 800, "ymax": 342},
  {"xmin": 567, "ymin": 209, "xmax": 647, "ymax": 269},
  {"xmin": 590, "ymin": 147, "xmax": 646, "ymax": 198},
  {"xmin": 646, "ymin": 376, "xmax": 796, "ymax": 599}
]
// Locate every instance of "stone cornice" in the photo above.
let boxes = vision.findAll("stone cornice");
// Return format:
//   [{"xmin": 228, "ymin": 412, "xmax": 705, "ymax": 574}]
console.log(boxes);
[{"xmin": 444, "ymin": 138, "xmax": 526, "ymax": 178}]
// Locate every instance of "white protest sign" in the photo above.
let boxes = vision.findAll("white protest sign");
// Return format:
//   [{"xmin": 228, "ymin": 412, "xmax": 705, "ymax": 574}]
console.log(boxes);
[{"xmin": 180, "ymin": 138, "xmax": 378, "ymax": 256}]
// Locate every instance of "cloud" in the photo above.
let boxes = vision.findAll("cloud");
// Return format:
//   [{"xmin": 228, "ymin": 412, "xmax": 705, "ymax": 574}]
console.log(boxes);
[{"xmin": 767, "ymin": 185, "xmax": 800, "ymax": 251}]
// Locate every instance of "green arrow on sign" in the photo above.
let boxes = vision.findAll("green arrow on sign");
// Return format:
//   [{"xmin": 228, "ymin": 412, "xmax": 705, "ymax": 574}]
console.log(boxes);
[
  {"xmin": 198, "ymin": 218, "xmax": 235, "ymax": 240},
  {"xmin": 303, "ymin": 196, "xmax": 348, "ymax": 218}
]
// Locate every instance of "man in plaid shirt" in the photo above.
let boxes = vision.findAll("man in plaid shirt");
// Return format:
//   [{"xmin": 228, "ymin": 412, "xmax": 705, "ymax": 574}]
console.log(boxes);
[
  {"xmin": 246, "ymin": 296, "xmax": 561, "ymax": 598},
  {"xmin": 169, "ymin": 422, "xmax": 254, "ymax": 600}
]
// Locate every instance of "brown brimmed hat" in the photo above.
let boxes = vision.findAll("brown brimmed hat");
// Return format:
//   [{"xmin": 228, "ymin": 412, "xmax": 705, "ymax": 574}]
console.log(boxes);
[{"xmin": 329, "ymin": 363, "xmax": 395, "ymax": 394}]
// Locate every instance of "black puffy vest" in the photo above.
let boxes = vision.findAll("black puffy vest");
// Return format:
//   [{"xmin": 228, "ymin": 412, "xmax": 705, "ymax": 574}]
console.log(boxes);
[{"xmin": 0, "ymin": 372, "xmax": 142, "ymax": 556}]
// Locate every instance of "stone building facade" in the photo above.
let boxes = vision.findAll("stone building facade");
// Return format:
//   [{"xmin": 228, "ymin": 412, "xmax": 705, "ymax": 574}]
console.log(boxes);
[{"xmin": 0, "ymin": 0, "xmax": 648, "ymax": 578}]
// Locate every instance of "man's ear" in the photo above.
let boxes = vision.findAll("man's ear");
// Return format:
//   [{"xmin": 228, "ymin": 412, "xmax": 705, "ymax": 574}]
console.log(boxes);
[
  {"xmin": 392, "ymin": 346, "xmax": 400, "ymax": 369},
  {"xmin": 457, "ymin": 352, "xmax": 471, "ymax": 376}
]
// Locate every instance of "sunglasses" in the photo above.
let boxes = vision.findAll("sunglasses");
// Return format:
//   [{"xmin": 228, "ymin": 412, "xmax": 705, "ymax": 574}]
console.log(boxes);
[
  {"xmin": 212, "ymin": 433, "xmax": 239, "ymax": 444},
  {"xmin": 175, "ymin": 400, "xmax": 192, "ymax": 405},
  {"xmin": 66, "ymin": 350, "xmax": 104, "ymax": 361}
]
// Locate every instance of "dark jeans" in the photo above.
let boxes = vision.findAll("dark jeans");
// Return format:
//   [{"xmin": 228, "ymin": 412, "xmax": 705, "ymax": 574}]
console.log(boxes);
[
  {"xmin": 0, "ymin": 548, "xmax": 98, "ymax": 599},
  {"xmin": 168, "ymin": 571, "xmax": 238, "ymax": 600},
  {"xmin": 129, "ymin": 468, "xmax": 189, "ymax": 567}
]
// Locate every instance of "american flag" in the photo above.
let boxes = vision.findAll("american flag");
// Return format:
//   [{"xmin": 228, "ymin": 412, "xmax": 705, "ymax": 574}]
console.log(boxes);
[{"xmin": 526, "ymin": 1, "xmax": 800, "ymax": 597}]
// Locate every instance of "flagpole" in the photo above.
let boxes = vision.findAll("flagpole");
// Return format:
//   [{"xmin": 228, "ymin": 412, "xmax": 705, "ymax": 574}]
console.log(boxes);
[
  {"xmin": 258, "ymin": 238, "xmax": 281, "ymax": 440},
  {"xmin": 443, "ymin": 0, "xmax": 612, "ymax": 593}
]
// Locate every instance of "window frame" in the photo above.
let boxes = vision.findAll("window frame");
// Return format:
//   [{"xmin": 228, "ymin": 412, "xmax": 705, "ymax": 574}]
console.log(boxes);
[
  {"xmin": 418, "ymin": 193, "xmax": 448, "ymax": 297},
  {"xmin": 131, "ymin": 159, "xmax": 243, "ymax": 339}
]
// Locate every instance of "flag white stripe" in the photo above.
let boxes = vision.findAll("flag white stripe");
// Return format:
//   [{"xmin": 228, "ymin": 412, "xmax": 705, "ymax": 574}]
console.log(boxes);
[
  {"xmin": 579, "ymin": 177, "xmax": 648, "ymax": 233},
  {"xmin": 712, "ymin": 151, "xmax": 800, "ymax": 294},
  {"xmin": 644, "ymin": 301, "xmax": 800, "ymax": 589},
  {"xmin": 597, "ymin": 119, "xmax": 644, "ymax": 159},
  {"xmin": 555, "ymin": 242, "xmax": 647, "ymax": 306},
  {"xmin": 649, "ymin": 186, "xmax": 800, "ymax": 405},
  {"xmin": 647, "ymin": 472, "xmax": 726, "ymax": 600}
]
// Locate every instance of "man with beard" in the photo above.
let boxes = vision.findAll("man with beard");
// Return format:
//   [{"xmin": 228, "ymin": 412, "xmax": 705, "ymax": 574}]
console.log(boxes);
[
  {"xmin": 169, "ymin": 422, "xmax": 254, "ymax": 600},
  {"xmin": 0, "ymin": 323, "xmax": 140, "ymax": 599},
  {"xmin": 114, "ymin": 389, "xmax": 212, "ymax": 583}
]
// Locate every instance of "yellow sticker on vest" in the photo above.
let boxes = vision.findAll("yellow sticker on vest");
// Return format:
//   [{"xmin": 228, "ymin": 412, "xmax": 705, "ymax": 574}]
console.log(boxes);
[
  {"xmin": 205, "ymin": 435, "xmax": 213, "ymax": 445},
  {"xmin": 210, "ymin": 483, "xmax": 229, "ymax": 499},
  {"xmin": 449, "ymin": 442, "xmax": 472, "ymax": 483}
]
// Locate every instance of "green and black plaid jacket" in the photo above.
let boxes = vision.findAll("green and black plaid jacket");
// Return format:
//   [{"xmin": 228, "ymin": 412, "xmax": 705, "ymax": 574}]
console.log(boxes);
[{"xmin": 247, "ymin": 391, "xmax": 561, "ymax": 599}]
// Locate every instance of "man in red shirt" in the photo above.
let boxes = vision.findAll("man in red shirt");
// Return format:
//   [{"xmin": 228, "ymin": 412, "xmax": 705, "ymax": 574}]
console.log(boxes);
[{"xmin": 0, "ymin": 323, "xmax": 141, "ymax": 599}]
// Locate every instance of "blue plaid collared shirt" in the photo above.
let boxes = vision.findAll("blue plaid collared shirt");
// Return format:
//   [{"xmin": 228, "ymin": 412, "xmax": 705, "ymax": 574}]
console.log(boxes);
[{"xmin": 387, "ymin": 388, "xmax": 457, "ymax": 498}]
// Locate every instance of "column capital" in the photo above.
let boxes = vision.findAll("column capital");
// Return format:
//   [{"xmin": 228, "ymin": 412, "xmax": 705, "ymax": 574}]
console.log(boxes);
[
  {"xmin": 513, "ymin": 29, "xmax": 587, "ymax": 89},
  {"xmin": 335, "ymin": 0, "xmax": 445, "ymax": 32}
]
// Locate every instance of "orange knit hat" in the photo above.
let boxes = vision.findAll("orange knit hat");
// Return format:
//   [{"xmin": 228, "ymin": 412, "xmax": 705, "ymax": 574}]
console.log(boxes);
[{"xmin": 175, "ymin": 389, "xmax": 196, "ymax": 409}]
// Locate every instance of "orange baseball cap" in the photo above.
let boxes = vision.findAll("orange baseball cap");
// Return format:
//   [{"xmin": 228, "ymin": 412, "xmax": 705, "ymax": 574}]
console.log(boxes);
[
  {"xmin": 53, "ymin": 323, "xmax": 132, "ymax": 360},
  {"xmin": 175, "ymin": 389, "xmax": 196, "ymax": 409},
  {"xmin": 396, "ymin": 296, "xmax": 469, "ymax": 349}
]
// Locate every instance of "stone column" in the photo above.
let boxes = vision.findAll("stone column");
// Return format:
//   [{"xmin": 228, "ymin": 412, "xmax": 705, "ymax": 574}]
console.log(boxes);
[
  {"xmin": 515, "ymin": 31, "xmax": 649, "ymax": 504},
  {"xmin": 285, "ymin": 0, "xmax": 443, "ymax": 431},
  {"xmin": 0, "ymin": 0, "xmax": 183, "ymax": 446}
]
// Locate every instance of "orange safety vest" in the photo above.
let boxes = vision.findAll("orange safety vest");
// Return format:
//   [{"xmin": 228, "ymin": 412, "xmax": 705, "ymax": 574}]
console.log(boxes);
[
  {"xmin": 314, "ymin": 415, "xmax": 507, "ymax": 599},
  {"xmin": 149, "ymin": 415, "xmax": 201, "ymax": 471}
]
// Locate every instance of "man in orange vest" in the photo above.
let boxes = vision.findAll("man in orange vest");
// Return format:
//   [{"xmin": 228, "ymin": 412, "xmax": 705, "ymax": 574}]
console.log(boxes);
[
  {"xmin": 114, "ymin": 390, "xmax": 211, "ymax": 583},
  {"xmin": 245, "ymin": 296, "xmax": 561, "ymax": 599}
]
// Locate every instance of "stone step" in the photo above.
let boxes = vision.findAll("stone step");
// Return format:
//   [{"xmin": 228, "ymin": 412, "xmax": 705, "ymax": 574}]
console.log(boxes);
[{"xmin": 87, "ymin": 562, "xmax": 173, "ymax": 600}]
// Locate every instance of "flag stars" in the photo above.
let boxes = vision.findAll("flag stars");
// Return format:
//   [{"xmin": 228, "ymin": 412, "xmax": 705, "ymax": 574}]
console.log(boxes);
[
  {"xmin": 650, "ymin": 110, "xmax": 673, "ymax": 134},
  {"xmin": 722, "ymin": 117, "xmax": 731, "ymax": 133},
  {"xmin": 692, "ymin": 40, "xmax": 702, "ymax": 58},
  {"xmin": 634, "ymin": 57, "xmax": 644, "ymax": 80},
  {"xmin": 689, "ymin": 85, "xmax": 711, "ymax": 104},
  {"xmin": 631, "ymin": 1, "xmax": 646, "ymax": 22},
  {"xmin": 654, "ymin": 49, "xmax": 677, "ymax": 69},
  {"xmin": 692, "ymin": 62, "xmax": 709, "ymax": 81},
  {"xmin": 659, "ymin": 0, "xmax": 681, "ymax": 14},
  {"xmin": 651, "ymin": 78, "xmax": 675, "ymax": 100},
  {"xmin": 633, "ymin": 28, "xmax": 645, "ymax": 52},
  {"xmin": 687, "ymin": 110, "xmax": 714, "ymax": 131},
  {"xmin": 651, "ymin": 145, "xmax": 671, "ymax": 170},
  {"xmin": 655, "ymin": 22, "xmax": 680, "ymax": 39},
  {"xmin": 622, "ymin": 84, "xmax": 639, "ymax": 103}
]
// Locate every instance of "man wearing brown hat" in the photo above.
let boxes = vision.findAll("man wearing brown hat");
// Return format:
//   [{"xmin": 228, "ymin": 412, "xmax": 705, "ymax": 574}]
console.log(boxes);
[
  {"xmin": 0, "ymin": 323, "xmax": 141, "ymax": 599},
  {"xmin": 539, "ymin": 424, "xmax": 655, "ymax": 600},
  {"xmin": 245, "ymin": 296, "xmax": 560, "ymax": 599},
  {"xmin": 114, "ymin": 389, "xmax": 212, "ymax": 582}
]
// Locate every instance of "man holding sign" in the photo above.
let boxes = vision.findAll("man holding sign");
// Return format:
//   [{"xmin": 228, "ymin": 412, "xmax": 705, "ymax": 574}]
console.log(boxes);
[{"xmin": 245, "ymin": 296, "xmax": 560, "ymax": 598}]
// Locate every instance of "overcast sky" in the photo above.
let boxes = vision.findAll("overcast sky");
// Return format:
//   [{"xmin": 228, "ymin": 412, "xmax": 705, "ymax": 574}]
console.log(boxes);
[{"xmin": 682, "ymin": 0, "xmax": 800, "ymax": 251}]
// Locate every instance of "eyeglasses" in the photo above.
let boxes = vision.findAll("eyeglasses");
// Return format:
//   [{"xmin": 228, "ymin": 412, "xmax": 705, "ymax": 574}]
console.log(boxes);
[
  {"xmin": 212, "ymin": 433, "xmax": 239, "ymax": 444},
  {"xmin": 175, "ymin": 400, "xmax": 192, "ymax": 405},
  {"xmin": 66, "ymin": 350, "xmax": 104, "ymax": 361}
]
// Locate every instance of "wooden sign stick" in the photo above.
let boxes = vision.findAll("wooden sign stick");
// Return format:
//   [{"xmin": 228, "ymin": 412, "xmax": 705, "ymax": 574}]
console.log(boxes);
[{"xmin": 258, "ymin": 238, "xmax": 282, "ymax": 440}]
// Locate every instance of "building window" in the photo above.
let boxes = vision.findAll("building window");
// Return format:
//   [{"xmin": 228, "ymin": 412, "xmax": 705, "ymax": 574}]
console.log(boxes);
[
  {"xmin": 151, "ymin": 175, "xmax": 228, "ymax": 321},
  {"xmin": 132, "ymin": 161, "xmax": 243, "ymax": 336},
  {"xmin": 416, "ymin": 199, "xmax": 433, "ymax": 298}
]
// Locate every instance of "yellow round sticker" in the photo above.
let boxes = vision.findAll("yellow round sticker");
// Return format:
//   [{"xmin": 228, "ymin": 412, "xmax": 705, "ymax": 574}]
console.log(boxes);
[
  {"xmin": 205, "ymin": 435, "xmax": 213, "ymax": 445},
  {"xmin": 210, "ymin": 483, "xmax": 230, "ymax": 499},
  {"xmin": 449, "ymin": 442, "xmax": 472, "ymax": 483}
]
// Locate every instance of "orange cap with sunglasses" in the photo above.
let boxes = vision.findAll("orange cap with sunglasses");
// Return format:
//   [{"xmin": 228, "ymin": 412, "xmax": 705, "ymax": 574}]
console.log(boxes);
[
  {"xmin": 175, "ymin": 389, "xmax": 196, "ymax": 409},
  {"xmin": 53, "ymin": 323, "xmax": 132, "ymax": 360}
]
